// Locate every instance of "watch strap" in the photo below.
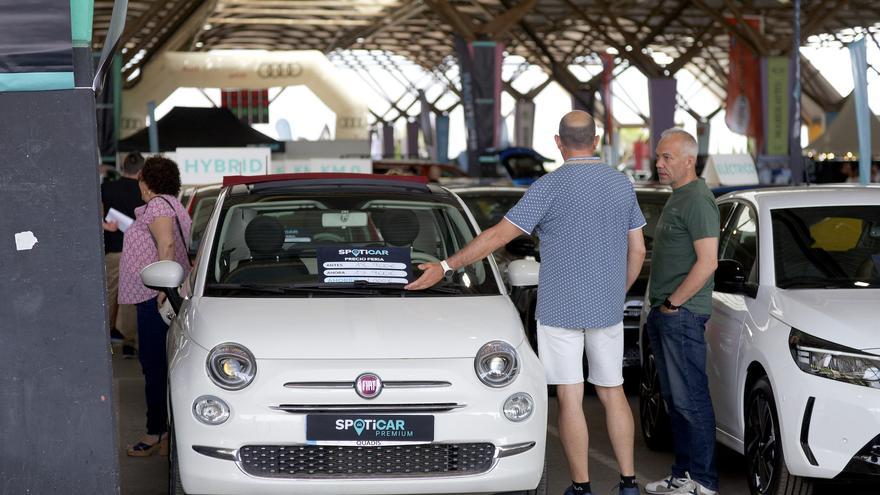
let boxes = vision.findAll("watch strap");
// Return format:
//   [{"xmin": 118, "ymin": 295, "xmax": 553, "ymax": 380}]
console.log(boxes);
[{"xmin": 440, "ymin": 259, "xmax": 453, "ymax": 276}]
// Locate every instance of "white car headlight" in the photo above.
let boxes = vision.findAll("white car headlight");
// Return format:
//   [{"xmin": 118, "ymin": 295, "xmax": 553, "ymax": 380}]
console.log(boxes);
[
  {"xmin": 474, "ymin": 341, "xmax": 519, "ymax": 388},
  {"xmin": 789, "ymin": 329, "xmax": 880, "ymax": 389},
  {"xmin": 207, "ymin": 343, "xmax": 256, "ymax": 390}
]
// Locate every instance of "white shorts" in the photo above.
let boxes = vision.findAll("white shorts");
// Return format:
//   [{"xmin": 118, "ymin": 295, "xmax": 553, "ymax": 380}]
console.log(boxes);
[{"xmin": 536, "ymin": 321, "xmax": 624, "ymax": 387}]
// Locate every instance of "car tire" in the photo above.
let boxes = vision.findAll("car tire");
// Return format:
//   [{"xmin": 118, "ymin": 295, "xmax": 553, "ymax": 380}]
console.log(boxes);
[
  {"xmin": 639, "ymin": 343, "xmax": 672, "ymax": 451},
  {"xmin": 745, "ymin": 377, "xmax": 814, "ymax": 495},
  {"xmin": 168, "ymin": 425, "xmax": 187, "ymax": 495}
]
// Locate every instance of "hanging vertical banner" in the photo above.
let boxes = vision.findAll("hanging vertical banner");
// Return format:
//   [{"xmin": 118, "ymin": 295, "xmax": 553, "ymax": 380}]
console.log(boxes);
[
  {"xmin": 571, "ymin": 86, "xmax": 595, "ymax": 113},
  {"xmin": 382, "ymin": 123, "xmax": 395, "ymax": 158},
  {"xmin": 418, "ymin": 90, "xmax": 436, "ymax": 159},
  {"xmin": 454, "ymin": 36, "xmax": 480, "ymax": 175},
  {"xmin": 725, "ymin": 16, "xmax": 764, "ymax": 150},
  {"xmin": 696, "ymin": 120, "xmax": 711, "ymax": 156},
  {"xmin": 849, "ymin": 37, "xmax": 871, "ymax": 185},
  {"xmin": 765, "ymin": 56, "xmax": 790, "ymax": 156},
  {"xmin": 600, "ymin": 54, "xmax": 615, "ymax": 147},
  {"xmin": 600, "ymin": 53, "xmax": 617, "ymax": 165},
  {"xmin": 472, "ymin": 41, "xmax": 504, "ymax": 176},
  {"xmin": 406, "ymin": 120, "xmax": 420, "ymax": 158},
  {"xmin": 515, "ymin": 99, "xmax": 536, "ymax": 148},
  {"xmin": 648, "ymin": 78, "xmax": 677, "ymax": 153},
  {"xmin": 435, "ymin": 113, "xmax": 450, "ymax": 164},
  {"xmin": 0, "ymin": 0, "xmax": 75, "ymax": 91}
]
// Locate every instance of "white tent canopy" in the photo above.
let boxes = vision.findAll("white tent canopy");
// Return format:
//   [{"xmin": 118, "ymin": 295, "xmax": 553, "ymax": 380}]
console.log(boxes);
[{"xmin": 807, "ymin": 93, "xmax": 880, "ymax": 158}]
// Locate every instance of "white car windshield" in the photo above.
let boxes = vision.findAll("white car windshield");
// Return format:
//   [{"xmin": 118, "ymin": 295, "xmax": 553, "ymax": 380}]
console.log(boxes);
[
  {"xmin": 203, "ymin": 186, "xmax": 501, "ymax": 297},
  {"xmin": 772, "ymin": 206, "xmax": 880, "ymax": 289}
]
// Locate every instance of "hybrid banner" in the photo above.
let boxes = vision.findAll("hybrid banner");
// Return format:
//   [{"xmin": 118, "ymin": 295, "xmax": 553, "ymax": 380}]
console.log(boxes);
[
  {"xmin": 0, "ymin": 0, "xmax": 75, "ymax": 91},
  {"xmin": 765, "ymin": 56, "xmax": 790, "ymax": 156},
  {"xmin": 725, "ymin": 16, "xmax": 764, "ymax": 149},
  {"xmin": 176, "ymin": 147, "xmax": 271, "ymax": 184}
]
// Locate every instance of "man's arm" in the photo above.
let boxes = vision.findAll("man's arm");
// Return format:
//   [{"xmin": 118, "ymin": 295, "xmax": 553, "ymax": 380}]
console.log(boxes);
[
  {"xmin": 664, "ymin": 237, "xmax": 718, "ymax": 310},
  {"xmin": 625, "ymin": 228, "xmax": 646, "ymax": 292},
  {"xmin": 405, "ymin": 218, "xmax": 524, "ymax": 290}
]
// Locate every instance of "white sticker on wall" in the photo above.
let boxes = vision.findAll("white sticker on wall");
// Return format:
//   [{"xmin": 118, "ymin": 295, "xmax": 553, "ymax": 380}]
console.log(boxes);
[{"xmin": 14, "ymin": 231, "xmax": 38, "ymax": 251}]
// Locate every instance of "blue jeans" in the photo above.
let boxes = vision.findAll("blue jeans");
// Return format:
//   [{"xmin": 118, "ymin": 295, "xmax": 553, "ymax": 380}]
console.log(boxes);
[
  {"xmin": 646, "ymin": 307, "xmax": 718, "ymax": 491},
  {"xmin": 136, "ymin": 297, "xmax": 169, "ymax": 436}
]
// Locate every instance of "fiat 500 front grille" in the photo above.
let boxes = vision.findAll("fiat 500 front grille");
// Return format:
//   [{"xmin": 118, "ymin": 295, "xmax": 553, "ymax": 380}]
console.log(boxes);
[{"xmin": 238, "ymin": 443, "xmax": 495, "ymax": 479}]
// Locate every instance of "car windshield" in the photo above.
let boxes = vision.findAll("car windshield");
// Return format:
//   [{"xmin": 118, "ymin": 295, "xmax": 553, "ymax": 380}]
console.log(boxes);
[
  {"xmin": 772, "ymin": 206, "xmax": 880, "ymax": 289},
  {"xmin": 189, "ymin": 188, "xmax": 220, "ymax": 250},
  {"xmin": 635, "ymin": 189, "xmax": 671, "ymax": 253},
  {"xmin": 204, "ymin": 187, "xmax": 501, "ymax": 297},
  {"xmin": 458, "ymin": 191, "xmax": 524, "ymax": 231}
]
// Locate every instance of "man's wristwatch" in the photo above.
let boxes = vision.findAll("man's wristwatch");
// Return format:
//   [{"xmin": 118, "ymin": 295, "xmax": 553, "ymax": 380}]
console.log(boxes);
[
  {"xmin": 440, "ymin": 260, "xmax": 454, "ymax": 277},
  {"xmin": 662, "ymin": 298, "xmax": 680, "ymax": 311}
]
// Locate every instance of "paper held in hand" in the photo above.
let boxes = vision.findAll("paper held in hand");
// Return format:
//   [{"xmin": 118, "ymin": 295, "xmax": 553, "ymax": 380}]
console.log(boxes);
[{"xmin": 105, "ymin": 208, "xmax": 134, "ymax": 232}]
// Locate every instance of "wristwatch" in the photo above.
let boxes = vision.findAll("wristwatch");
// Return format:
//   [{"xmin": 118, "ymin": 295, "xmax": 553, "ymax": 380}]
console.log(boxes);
[
  {"xmin": 440, "ymin": 260, "xmax": 454, "ymax": 277},
  {"xmin": 662, "ymin": 298, "xmax": 680, "ymax": 311}
]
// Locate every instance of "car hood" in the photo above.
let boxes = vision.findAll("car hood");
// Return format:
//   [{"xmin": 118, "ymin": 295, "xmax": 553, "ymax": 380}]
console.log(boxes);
[
  {"xmin": 185, "ymin": 295, "xmax": 526, "ymax": 359},
  {"xmin": 771, "ymin": 289, "xmax": 880, "ymax": 351}
]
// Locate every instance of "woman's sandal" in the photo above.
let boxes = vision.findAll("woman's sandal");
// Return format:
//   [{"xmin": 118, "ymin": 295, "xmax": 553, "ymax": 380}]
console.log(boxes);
[{"xmin": 127, "ymin": 433, "xmax": 169, "ymax": 457}]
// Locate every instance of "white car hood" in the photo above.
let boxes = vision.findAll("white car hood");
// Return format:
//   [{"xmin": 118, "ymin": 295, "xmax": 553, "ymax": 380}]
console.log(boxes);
[
  {"xmin": 771, "ymin": 289, "xmax": 880, "ymax": 351},
  {"xmin": 186, "ymin": 295, "xmax": 526, "ymax": 359}
]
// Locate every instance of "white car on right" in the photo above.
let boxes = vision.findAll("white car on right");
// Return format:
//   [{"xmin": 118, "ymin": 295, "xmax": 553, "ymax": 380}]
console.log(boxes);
[{"xmin": 639, "ymin": 185, "xmax": 880, "ymax": 494}]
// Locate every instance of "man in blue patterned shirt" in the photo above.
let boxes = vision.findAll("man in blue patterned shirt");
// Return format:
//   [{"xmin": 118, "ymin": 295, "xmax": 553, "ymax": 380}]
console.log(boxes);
[{"xmin": 407, "ymin": 111, "xmax": 647, "ymax": 495}]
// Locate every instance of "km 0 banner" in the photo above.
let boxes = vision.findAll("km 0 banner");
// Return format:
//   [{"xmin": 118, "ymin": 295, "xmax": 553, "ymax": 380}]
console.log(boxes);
[{"xmin": 725, "ymin": 16, "xmax": 764, "ymax": 151}]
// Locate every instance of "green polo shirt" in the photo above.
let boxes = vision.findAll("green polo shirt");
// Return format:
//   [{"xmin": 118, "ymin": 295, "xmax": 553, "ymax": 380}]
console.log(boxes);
[{"xmin": 649, "ymin": 178, "xmax": 720, "ymax": 315}]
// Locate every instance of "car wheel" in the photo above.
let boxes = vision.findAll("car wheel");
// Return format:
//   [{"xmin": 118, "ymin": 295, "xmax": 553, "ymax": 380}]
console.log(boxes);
[
  {"xmin": 639, "ymin": 344, "xmax": 672, "ymax": 451},
  {"xmin": 745, "ymin": 377, "xmax": 814, "ymax": 495},
  {"xmin": 168, "ymin": 425, "xmax": 187, "ymax": 495}
]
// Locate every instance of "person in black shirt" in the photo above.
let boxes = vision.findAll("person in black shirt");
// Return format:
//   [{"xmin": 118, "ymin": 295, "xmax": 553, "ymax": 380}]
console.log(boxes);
[{"xmin": 102, "ymin": 152, "xmax": 145, "ymax": 357}]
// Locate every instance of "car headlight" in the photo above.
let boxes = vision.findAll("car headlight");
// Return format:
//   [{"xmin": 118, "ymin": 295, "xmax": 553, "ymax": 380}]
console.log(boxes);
[
  {"xmin": 474, "ymin": 341, "xmax": 519, "ymax": 388},
  {"xmin": 207, "ymin": 343, "xmax": 256, "ymax": 390},
  {"xmin": 789, "ymin": 329, "xmax": 880, "ymax": 389}
]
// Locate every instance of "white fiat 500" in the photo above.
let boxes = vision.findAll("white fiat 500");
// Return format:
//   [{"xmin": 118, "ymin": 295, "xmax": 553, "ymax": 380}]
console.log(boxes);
[
  {"xmin": 141, "ymin": 173, "xmax": 548, "ymax": 495},
  {"xmin": 639, "ymin": 185, "xmax": 880, "ymax": 494}
]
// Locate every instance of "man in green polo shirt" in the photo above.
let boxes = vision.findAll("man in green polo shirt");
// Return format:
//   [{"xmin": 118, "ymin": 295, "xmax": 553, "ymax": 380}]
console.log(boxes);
[{"xmin": 644, "ymin": 129, "xmax": 720, "ymax": 495}]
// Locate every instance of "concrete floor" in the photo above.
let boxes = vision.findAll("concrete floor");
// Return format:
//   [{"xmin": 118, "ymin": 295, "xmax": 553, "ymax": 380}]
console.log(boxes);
[{"xmin": 114, "ymin": 356, "xmax": 873, "ymax": 495}]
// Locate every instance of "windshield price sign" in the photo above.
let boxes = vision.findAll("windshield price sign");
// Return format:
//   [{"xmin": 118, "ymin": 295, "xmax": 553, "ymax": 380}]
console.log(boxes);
[{"xmin": 317, "ymin": 247, "xmax": 412, "ymax": 284}]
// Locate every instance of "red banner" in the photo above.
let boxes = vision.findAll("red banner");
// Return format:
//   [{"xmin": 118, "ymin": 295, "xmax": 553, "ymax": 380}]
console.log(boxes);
[{"xmin": 725, "ymin": 16, "xmax": 763, "ymax": 149}]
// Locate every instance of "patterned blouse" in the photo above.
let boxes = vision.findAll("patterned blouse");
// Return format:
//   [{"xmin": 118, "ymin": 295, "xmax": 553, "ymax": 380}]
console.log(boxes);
[{"xmin": 118, "ymin": 194, "xmax": 193, "ymax": 305}]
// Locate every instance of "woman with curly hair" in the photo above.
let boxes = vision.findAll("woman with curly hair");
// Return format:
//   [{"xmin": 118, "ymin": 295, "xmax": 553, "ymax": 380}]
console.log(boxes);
[{"xmin": 117, "ymin": 156, "xmax": 192, "ymax": 456}]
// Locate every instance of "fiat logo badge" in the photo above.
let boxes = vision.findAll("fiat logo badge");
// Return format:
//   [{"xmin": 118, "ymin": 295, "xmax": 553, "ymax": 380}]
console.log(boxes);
[{"xmin": 355, "ymin": 373, "xmax": 382, "ymax": 399}]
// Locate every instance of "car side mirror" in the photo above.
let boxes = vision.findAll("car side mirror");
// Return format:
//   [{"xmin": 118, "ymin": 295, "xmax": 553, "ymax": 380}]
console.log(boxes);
[
  {"xmin": 715, "ymin": 259, "xmax": 756, "ymax": 297},
  {"xmin": 506, "ymin": 236, "xmax": 539, "ymax": 260},
  {"xmin": 508, "ymin": 259, "xmax": 540, "ymax": 287},
  {"xmin": 140, "ymin": 260, "xmax": 185, "ymax": 312}
]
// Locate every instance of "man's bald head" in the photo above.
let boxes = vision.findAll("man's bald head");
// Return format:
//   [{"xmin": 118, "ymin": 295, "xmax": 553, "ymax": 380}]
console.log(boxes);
[{"xmin": 557, "ymin": 111, "xmax": 597, "ymax": 149}]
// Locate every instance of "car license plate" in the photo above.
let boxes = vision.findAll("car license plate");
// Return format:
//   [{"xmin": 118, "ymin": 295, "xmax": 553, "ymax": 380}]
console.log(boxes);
[{"xmin": 306, "ymin": 414, "xmax": 434, "ymax": 443}]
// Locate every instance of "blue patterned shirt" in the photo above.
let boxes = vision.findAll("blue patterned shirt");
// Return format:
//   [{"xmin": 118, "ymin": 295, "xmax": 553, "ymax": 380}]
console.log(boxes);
[{"xmin": 505, "ymin": 157, "xmax": 646, "ymax": 329}]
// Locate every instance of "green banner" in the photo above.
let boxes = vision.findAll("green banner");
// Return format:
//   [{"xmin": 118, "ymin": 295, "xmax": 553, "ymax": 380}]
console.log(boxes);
[{"xmin": 766, "ymin": 56, "xmax": 790, "ymax": 156}]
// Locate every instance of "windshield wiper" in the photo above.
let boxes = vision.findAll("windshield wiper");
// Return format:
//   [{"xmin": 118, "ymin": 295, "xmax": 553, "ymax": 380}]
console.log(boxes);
[
  {"xmin": 345, "ymin": 281, "xmax": 464, "ymax": 294},
  {"xmin": 777, "ymin": 276, "xmax": 854, "ymax": 289},
  {"xmin": 207, "ymin": 283, "xmax": 374, "ymax": 296}
]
